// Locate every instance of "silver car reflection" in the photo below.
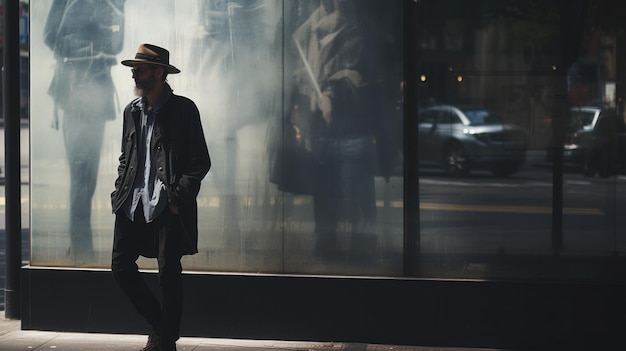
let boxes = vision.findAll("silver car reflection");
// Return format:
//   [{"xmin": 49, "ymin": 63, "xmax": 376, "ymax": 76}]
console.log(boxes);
[
  {"xmin": 563, "ymin": 106, "xmax": 602, "ymax": 164},
  {"xmin": 418, "ymin": 105, "xmax": 527, "ymax": 176}
]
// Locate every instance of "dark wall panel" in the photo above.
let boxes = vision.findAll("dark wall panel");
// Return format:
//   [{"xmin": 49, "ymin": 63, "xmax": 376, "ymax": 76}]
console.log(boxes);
[{"xmin": 21, "ymin": 267, "xmax": 626, "ymax": 349}]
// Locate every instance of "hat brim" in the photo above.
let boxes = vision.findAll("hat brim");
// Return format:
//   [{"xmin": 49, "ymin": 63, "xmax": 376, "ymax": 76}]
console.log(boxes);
[{"xmin": 121, "ymin": 59, "xmax": 181, "ymax": 74}]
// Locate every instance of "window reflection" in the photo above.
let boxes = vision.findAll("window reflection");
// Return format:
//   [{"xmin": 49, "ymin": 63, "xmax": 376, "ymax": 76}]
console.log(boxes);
[
  {"xmin": 35, "ymin": 0, "xmax": 125, "ymax": 265},
  {"xmin": 29, "ymin": 0, "xmax": 626, "ymax": 282},
  {"xmin": 273, "ymin": 0, "xmax": 403, "ymax": 273},
  {"xmin": 415, "ymin": 0, "xmax": 626, "ymax": 281}
]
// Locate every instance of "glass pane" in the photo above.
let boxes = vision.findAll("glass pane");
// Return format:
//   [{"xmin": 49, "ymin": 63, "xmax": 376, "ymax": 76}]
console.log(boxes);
[
  {"xmin": 30, "ymin": 0, "xmax": 405, "ymax": 276},
  {"xmin": 414, "ymin": 0, "xmax": 626, "ymax": 281},
  {"xmin": 30, "ymin": 0, "xmax": 127, "ymax": 266},
  {"xmin": 277, "ymin": 0, "xmax": 404, "ymax": 275}
]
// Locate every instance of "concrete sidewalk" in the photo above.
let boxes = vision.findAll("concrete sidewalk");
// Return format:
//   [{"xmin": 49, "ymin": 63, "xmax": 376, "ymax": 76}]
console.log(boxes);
[{"xmin": 0, "ymin": 312, "xmax": 497, "ymax": 351}]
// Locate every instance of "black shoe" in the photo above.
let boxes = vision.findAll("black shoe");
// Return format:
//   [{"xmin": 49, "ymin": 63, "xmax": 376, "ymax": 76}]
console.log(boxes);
[
  {"xmin": 141, "ymin": 332, "xmax": 161, "ymax": 351},
  {"xmin": 159, "ymin": 339, "xmax": 177, "ymax": 351}
]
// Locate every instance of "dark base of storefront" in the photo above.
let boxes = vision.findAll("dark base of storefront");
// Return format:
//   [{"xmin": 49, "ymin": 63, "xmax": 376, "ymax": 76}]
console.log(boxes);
[{"xmin": 21, "ymin": 266, "xmax": 626, "ymax": 350}]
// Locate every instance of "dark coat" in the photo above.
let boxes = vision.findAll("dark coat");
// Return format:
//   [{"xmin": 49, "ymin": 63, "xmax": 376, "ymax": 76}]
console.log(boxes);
[{"xmin": 111, "ymin": 88, "xmax": 211, "ymax": 255}]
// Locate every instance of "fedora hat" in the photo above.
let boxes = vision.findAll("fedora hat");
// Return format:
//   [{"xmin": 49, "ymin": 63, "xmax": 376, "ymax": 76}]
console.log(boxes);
[{"xmin": 121, "ymin": 43, "xmax": 181, "ymax": 74}]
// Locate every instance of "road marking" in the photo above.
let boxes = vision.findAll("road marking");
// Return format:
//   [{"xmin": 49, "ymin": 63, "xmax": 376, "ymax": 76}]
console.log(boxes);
[
  {"xmin": 376, "ymin": 200, "xmax": 404, "ymax": 208},
  {"xmin": 10, "ymin": 196, "xmax": 603, "ymax": 216},
  {"xmin": 420, "ymin": 178, "xmax": 553, "ymax": 187},
  {"xmin": 420, "ymin": 202, "xmax": 604, "ymax": 216}
]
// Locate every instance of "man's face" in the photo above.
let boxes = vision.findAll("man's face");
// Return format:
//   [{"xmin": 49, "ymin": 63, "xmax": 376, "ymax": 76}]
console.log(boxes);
[{"xmin": 131, "ymin": 64, "xmax": 158, "ymax": 97}]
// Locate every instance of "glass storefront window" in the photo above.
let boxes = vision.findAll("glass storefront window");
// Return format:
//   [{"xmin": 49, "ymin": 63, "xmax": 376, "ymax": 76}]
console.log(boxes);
[{"xmin": 29, "ymin": 0, "xmax": 626, "ymax": 282}]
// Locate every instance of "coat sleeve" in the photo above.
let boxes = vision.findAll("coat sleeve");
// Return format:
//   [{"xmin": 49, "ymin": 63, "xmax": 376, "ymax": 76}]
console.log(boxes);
[{"xmin": 167, "ymin": 99, "xmax": 211, "ymax": 207}]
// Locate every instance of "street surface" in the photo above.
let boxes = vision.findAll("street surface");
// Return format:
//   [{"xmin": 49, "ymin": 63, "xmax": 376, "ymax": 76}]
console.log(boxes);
[{"xmin": 418, "ymin": 160, "xmax": 626, "ymax": 256}]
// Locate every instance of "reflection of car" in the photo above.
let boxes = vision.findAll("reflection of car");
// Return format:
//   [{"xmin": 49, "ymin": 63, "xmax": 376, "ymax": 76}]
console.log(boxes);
[
  {"xmin": 582, "ymin": 111, "xmax": 626, "ymax": 177},
  {"xmin": 563, "ymin": 106, "xmax": 602, "ymax": 164},
  {"xmin": 417, "ymin": 105, "xmax": 527, "ymax": 176}
]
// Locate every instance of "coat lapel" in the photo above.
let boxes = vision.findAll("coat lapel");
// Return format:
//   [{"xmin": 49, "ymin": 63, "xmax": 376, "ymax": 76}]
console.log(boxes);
[{"xmin": 131, "ymin": 107, "xmax": 141, "ymax": 148}]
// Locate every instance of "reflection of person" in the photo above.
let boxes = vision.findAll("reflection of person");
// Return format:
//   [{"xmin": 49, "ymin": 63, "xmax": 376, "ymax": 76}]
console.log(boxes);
[
  {"xmin": 288, "ymin": 0, "xmax": 385, "ymax": 259},
  {"xmin": 189, "ymin": 1, "xmax": 279, "ymax": 248},
  {"xmin": 43, "ymin": 0, "xmax": 126, "ymax": 263},
  {"xmin": 584, "ymin": 112, "xmax": 623, "ymax": 178},
  {"xmin": 110, "ymin": 44, "xmax": 211, "ymax": 351}
]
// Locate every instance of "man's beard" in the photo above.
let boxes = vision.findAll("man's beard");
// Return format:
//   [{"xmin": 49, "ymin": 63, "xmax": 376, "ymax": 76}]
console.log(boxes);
[{"xmin": 134, "ymin": 76, "xmax": 157, "ymax": 97}]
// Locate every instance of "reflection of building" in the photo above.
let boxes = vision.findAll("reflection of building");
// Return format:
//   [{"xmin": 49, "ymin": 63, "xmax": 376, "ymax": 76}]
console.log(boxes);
[{"xmin": 417, "ymin": 14, "xmax": 619, "ymax": 151}]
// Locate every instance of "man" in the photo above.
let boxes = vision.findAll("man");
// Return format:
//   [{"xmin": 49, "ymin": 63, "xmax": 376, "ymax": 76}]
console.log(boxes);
[
  {"xmin": 44, "ymin": 0, "xmax": 125, "ymax": 263},
  {"xmin": 111, "ymin": 44, "xmax": 211, "ymax": 351}
]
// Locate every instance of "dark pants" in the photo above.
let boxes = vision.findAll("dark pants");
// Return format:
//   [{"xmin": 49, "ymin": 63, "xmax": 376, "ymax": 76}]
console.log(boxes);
[
  {"xmin": 111, "ymin": 207, "xmax": 184, "ymax": 342},
  {"xmin": 313, "ymin": 138, "xmax": 376, "ymax": 255}
]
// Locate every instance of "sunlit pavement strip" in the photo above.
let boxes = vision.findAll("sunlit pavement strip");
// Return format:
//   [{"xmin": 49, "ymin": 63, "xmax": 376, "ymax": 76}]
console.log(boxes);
[
  {"xmin": 194, "ymin": 339, "xmax": 342, "ymax": 349},
  {"xmin": 0, "ymin": 331, "xmax": 358, "ymax": 351}
]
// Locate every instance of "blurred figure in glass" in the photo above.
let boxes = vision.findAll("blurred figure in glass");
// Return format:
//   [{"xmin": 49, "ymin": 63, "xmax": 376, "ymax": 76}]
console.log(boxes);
[
  {"xmin": 282, "ymin": 0, "xmax": 391, "ymax": 260},
  {"xmin": 44, "ymin": 0, "xmax": 126, "ymax": 263}
]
